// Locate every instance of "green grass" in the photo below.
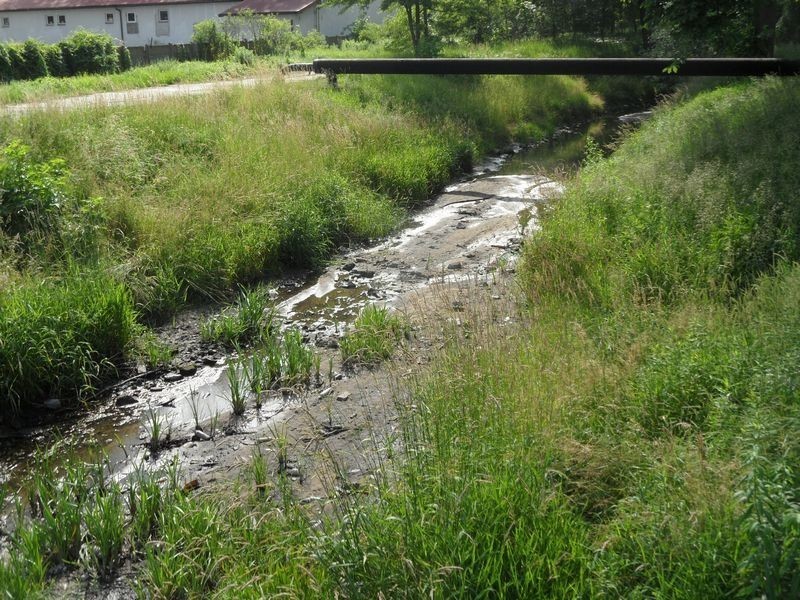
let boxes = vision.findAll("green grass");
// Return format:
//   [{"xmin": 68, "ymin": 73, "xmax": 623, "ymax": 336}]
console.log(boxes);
[
  {"xmin": 0, "ymin": 39, "xmax": 601, "ymax": 413},
  {"xmin": 3, "ymin": 75, "xmax": 797, "ymax": 598},
  {"xmin": 316, "ymin": 77, "xmax": 800, "ymax": 598},
  {"xmin": 340, "ymin": 304, "xmax": 410, "ymax": 365},
  {"xmin": 0, "ymin": 59, "xmax": 261, "ymax": 105},
  {"xmin": 200, "ymin": 286, "xmax": 275, "ymax": 347}
]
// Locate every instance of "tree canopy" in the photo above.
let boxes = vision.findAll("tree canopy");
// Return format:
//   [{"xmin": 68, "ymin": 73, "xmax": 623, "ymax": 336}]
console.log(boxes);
[{"xmin": 328, "ymin": 0, "xmax": 799, "ymax": 56}]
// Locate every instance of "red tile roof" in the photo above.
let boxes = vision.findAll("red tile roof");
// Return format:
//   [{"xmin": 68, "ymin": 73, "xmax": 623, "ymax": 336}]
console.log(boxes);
[
  {"xmin": 220, "ymin": 0, "xmax": 316, "ymax": 16},
  {"xmin": 0, "ymin": 0, "xmax": 222, "ymax": 10}
]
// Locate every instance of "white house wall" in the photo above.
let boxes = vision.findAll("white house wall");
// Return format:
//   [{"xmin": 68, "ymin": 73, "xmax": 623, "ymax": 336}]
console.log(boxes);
[
  {"xmin": 0, "ymin": 0, "xmax": 383, "ymax": 46},
  {"xmin": 317, "ymin": 1, "xmax": 382, "ymax": 38},
  {"xmin": 251, "ymin": 1, "xmax": 385, "ymax": 38},
  {"xmin": 0, "ymin": 2, "xmax": 237, "ymax": 45}
]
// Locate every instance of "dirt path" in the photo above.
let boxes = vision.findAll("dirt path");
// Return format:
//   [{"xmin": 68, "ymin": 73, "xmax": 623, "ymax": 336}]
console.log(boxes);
[{"xmin": 0, "ymin": 72, "xmax": 322, "ymax": 116}]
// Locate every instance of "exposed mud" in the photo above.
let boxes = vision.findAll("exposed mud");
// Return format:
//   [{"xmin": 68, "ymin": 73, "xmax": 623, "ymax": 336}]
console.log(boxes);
[{"xmin": 0, "ymin": 114, "xmax": 645, "ymax": 521}]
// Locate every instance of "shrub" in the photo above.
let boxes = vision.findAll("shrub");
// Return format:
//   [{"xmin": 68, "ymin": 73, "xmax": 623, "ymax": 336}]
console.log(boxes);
[
  {"xmin": 117, "ymin": 45, "xmax": 132, "ymax": 71},
  {"xmin": 60, "ymin": 30, "xmax": 119, "ymax": 75},
  {"xmin": 0, "ymin": 140, "xmax": 67, "ymax": 244},
  {"xmin": 6, "ymin": 43, "xmax": 25, "ymax": 79},
  {"xmin": 44, "ymin": 44, "xmax": 67, "ymax": 77},
  {"xmin": 232, "ymin": 45, "xmax": 255, "ymax": 66},
  {"xmin": 192, "ymin": 20, "xmax": 234, "ymax": 61},
  {"xmin": 20, "ymin": 39, "xmax": 49, "ymax": 80},
  {"xmin": 0, "ymin": 45, "xmax": 12, "ymax": 81}
]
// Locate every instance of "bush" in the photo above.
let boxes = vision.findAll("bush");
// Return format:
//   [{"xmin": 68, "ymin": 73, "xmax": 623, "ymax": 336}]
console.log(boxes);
[
  {"xmin": 44, "ymin": 44, "xmax": 67, "ymax": 77},
  {"xmin": 232, "ymin": 45, "xmax": 255, "ymax": 66},
  {"xmin": 21, "ymin": 39, "xmax": 48, "ymax": 80},
  {"xmin": 60, "ymin": 30, "xmax": 120, "ymax": 75},
  {"xmin": 0, "ymin": 44, "xmax": 12, "ymax": 81},
  {"xmin": 192, "ymin": 20, "xmax": 234, "ymax": 61},
  {"xmin": 6, "ymin": 43, "xmax": 25, "ymax": 79},
  {"xmin": 117, "ymin": 45, "xmax": 132, "ymax": 71},
  {"xmin": 0, "ymin": 140, "xmax": 67, "ymax": 244}
]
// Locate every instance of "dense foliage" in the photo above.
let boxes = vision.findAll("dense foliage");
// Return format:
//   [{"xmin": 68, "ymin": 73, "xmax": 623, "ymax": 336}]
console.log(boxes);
[
  {"xmin": 192, "ymin": 12, "xmax": 325, "ymax": 61},
  {"xmin": 333, "ymin": 0, "xmax": 799, "ymax": 56},
  {"xmin": 0, "ymin": 31, "xmax": 131, "ymax": 82}
]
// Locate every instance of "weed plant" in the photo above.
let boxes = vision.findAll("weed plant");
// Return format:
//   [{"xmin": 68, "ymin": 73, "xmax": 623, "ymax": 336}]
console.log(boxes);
[
  {"xmin": 143, "ymin": 406, "xmax": 170, "ymax": 453},
  {"xmin": 200, "ymin": 285, "xmax": 275, "ymax": 347},
  {"xmin": 340, "ymin": 304, "xmax": 410, "ymax": 365},
  {"xmin": 226, "ymin": 360, "xmax": 247, "ymax": 416}
]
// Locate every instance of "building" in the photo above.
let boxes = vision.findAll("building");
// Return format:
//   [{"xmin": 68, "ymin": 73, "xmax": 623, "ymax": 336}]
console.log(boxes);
[
  {"xmin": 219, "ymin": 0, "xmax": 383, "ymax": 38},
  {"xmin": 0, "ymin": 0, "xmax": 382, "ymax": 46}
]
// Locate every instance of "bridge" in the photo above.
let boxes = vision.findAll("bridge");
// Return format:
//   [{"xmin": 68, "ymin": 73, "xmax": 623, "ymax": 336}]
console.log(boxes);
[{"xmin": 285, "ymin": 57, "xmax": 800, "ymax": 81}]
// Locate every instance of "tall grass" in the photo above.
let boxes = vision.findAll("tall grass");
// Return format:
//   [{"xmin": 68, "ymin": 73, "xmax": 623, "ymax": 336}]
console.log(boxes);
[
  {"xmin": 340, "ymin": 304, "xmax": 409, "ymax": 365},
  {"xmin": 3, "ymin": 76, "xmax": 796, "ymax": 599},
  {"xmin": 0, "ymin": 59, "xmax": 260, "ymax": 105},
  {"xmin": 0, "ymin": 39, "xmax": 600, "ymax": 412}
]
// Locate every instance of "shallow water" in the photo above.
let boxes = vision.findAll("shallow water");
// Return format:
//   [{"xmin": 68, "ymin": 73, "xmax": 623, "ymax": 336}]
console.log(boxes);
[{"xmin": 0, "ymin": 112, "xmax": 642, "ymax": 496}]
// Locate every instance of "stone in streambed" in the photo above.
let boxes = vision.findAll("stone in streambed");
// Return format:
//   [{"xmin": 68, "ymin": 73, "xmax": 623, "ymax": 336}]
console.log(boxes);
[
  {"xmin": 178, "ymin": 362, "xmax": 197, "ymax": 377},
  {"xmin": 193, "ymin": 429, "xmax": 211, "ymax": 442},
  {"xmin": 115, "ymin": 395, "xmax": 137, "ymax": 407}
]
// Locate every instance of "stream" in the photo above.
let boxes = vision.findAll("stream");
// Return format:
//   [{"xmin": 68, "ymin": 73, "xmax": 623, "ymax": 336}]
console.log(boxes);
[{"xmin": 0, "ymin": 112, "xmax": 650, "ymax": 499}]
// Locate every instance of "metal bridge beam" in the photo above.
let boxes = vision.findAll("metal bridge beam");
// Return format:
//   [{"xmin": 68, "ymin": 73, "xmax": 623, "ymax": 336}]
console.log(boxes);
[{"xmin": 310, "ymin": 58, "xmax": 800, "ymax": 77}]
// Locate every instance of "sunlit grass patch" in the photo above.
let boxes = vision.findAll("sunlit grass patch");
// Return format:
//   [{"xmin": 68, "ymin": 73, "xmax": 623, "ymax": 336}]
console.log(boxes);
[
  {"xmin": 200, "ymin": 285, "xmax": 275, "ymax": 348},
  {"xmin": 340, "ymin": 304, "xmax": 410, "ymax": 366}
]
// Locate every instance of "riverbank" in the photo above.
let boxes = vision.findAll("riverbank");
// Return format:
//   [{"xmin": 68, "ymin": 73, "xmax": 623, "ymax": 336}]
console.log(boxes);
[
  {"xmin": 4, "ymin": 76, "xmax": 797, "ymax": 597},
  {"xmin": 0, "ymin": 40, "xmax": 603, "ymax": 416}
]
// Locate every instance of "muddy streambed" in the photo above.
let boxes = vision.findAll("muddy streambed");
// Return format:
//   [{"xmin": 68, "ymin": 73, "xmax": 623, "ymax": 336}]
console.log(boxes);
[{"xmin": 0, "ymin": 113, "xmax": 646, "ymax": 499}]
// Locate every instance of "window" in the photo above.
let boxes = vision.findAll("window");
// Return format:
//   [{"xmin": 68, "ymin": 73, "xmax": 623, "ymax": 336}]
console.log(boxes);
[
  {"xmin": 126, "ymin": 12, "xmax": 138, "ymax": 34},
  {"xmin": 57, "ymin": 15, "xmax": 66, "ymax": 25},
  {"xmin": 46, "ymin": 15, "xmax": 55, "ymax": 25},
  {"xmin": 1, "ymin": 17, "xmax": 9, "ymax": 28},
  {"xmin": 105, "ymin": 13, "xmax": 114, "ymax": 24},
  {"xmin": 158, "ymin": 9, "xmax": 168, "ymax": 22}
]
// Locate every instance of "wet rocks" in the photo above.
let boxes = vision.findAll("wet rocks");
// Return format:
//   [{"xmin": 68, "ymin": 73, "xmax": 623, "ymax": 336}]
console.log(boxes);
[
  {"xmin": 115, "ymin": 395, "xmax": 137, "ymax": 407},
  {"xmin": 163, "ymin": 372, "xmax": 183, "ymax": 383},
  {"xmin": 447, "ymin": 261, "xmax": 464, "ymax": 270},
  {"xmin": 353, "ymin": 268, "xmax": 376, "ymax": 279},
  {"xmin": 399, "ymin": 270, "xmax": 427, "ymax": 282},
  {"xmin": 315, "ymin": 335, "xmax": 339, "ymax": 349},
  {"xmin": 44, "ymin": 398, "xmax": 61, "ymax": 411},
  {"xmin": 192, "ymin": 429, "xmax": 212, "ymax": 442},
  {"xmin": 342, "ymin": 262, "xmax": 356, "ymax": 271},
  {"xmin": 178, "ymin": 362, "xmax": 198, "ymax": 377}
]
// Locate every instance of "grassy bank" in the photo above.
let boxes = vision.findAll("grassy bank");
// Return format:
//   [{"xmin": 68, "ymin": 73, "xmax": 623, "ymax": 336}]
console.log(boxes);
[
  {"xmin": 0, "ymin": 39, "xmax": 600, "ymax": 413},
  {"xmin": 4, "ymin": 76, "xmax": 797, "ymax": 598},
  {"xmin": 360, "ymin": 76, "xmax": 800, "ymax": 596},
  {"xmin": 0, "ymin": 59, "xmax": 262, "ymax": 106}
]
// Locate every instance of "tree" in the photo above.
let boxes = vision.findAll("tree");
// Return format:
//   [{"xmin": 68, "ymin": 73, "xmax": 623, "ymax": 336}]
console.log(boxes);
[{"xmin": 326, "ymin": 0, "xmax": 434, "ymax": 55}]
